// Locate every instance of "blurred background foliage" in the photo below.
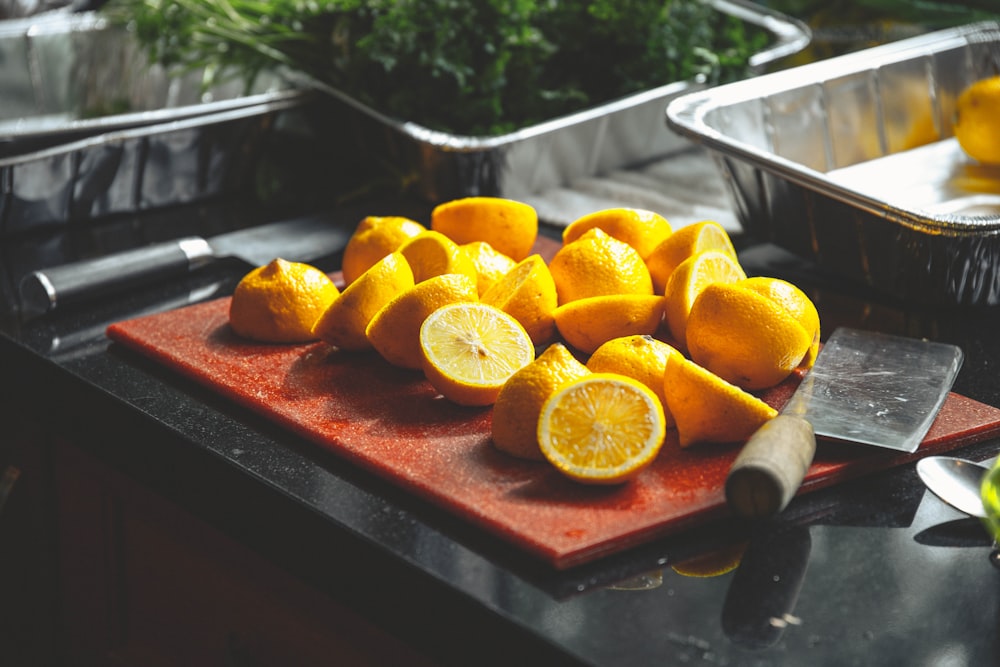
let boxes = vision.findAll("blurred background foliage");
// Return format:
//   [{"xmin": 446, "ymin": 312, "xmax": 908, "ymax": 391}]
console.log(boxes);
[{"xmin": 763, "ymin": 0, "xmax": 1000, "ymax": 63}]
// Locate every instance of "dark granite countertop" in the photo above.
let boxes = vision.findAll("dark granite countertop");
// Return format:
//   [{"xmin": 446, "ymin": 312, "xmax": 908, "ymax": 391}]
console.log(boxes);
[{"xmin": 4, "ymin": 195, "xmax": 1000, "ymax": 666}]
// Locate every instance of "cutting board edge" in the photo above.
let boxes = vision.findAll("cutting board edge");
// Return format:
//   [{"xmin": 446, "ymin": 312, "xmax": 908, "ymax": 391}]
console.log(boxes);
[{"xmin": 104, "ymin": 307, "xmax": 1000, "ymax": 571}]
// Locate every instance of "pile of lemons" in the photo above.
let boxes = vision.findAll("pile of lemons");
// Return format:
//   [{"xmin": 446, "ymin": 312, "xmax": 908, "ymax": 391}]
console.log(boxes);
[
  {"xmin": 225, "ymin": 75, "xmax": 997, "ymax": 489},
  {"xmin": 228, "ymin": 197, "xmax": 820, "ymax": 486}
]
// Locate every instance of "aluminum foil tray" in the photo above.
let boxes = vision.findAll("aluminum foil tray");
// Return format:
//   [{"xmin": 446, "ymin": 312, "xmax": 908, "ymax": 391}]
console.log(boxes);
[
  {"xmin": 299, "ymin": 0, "xmax": 810, "ymax": 203},
  {"xmin": 0, "ymin": 93, "xmax": 312, "ymax": 236},
  {"xmin": 667, "ymin": 21, "xmax": 1000, "ymax": 306},
  {"xmin": 0, "ymin": 11, "xmax": 302, "ymax": 156}
]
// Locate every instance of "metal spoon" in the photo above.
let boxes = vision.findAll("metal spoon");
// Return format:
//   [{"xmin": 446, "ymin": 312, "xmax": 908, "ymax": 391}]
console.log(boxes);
[
  {"xmin": 916, "ymin": 456, "xmax": 1000, "ymax": 570},
  {"xmin": 915, "ymin": 456, "xmax": 989, "ymax": 518}
]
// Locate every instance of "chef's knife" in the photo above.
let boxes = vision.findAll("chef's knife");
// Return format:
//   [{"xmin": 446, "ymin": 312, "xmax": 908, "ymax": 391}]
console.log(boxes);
[
  {"xmin": 726, "ymin": 327, "xmax": 964, "ymax": 519},
  {"xmin": 19, "ymin": 213, "xmax": 352, "ymax": 318}
]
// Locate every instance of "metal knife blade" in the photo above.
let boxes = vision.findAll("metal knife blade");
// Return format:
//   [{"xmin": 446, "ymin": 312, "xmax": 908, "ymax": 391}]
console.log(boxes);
[
  {"xmin": 206, "ymin": 215, "xmax": 351, "ymax": 268},
  {"xmin": 19, "ymin": 213, "xmax": 352, "ymax": 318},
  {"xmin": 725, "ymin": 327, "xmax": 964, "ymax": 518}
]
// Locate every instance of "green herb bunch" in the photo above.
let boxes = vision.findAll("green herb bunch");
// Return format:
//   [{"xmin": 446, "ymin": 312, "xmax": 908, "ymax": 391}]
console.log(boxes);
[{"xmin": 104, "ymin": 0, "xmax": 768, "ymax": 136}]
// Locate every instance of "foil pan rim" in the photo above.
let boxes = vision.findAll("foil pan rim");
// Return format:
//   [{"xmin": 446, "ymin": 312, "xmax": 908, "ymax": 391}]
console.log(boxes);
[
  {"xmin": 292, "ymin": 0, "xmax": 811, "ymax": 152},
  {"xmin": 667, "ymin": 20, "xmax": 1000, "ymax": 233}
]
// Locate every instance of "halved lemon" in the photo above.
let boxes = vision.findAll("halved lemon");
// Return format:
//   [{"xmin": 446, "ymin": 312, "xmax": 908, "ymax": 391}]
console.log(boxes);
[
  {"xmin": 399, "ymin": 230, "xmax": 478, "ymax": 284},
  {"xmin": 537, "ymin": 373, "xmax": 666, "ymax": 484},
  {"xmin": 553, "ymin": 294, "xmax": 665, "ymax": 354},
  {"xmin": 312, "ymin": 251, "xmax": 414, "ymax": 350},
  {"xmin": 365, "ymin": 273, "xmax": 478, "ymax": 370},
  {"xmin": 419, "ymin": 302, "xmax": 535, "ymax": 406},
  {"xmin": 646, "ymin": 220, "xmax": 738, "ymax": 294},
  {"xmin": 663, "ymin": 354, "xmax": 777, "ymax": 448},
  {"xmin": 663, "ymin": 249, "xmax": 746, "ymax": 347}
]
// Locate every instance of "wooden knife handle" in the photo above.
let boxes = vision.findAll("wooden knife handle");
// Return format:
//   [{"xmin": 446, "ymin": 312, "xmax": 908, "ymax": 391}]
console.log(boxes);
[{"xmin": 725, "ymin": 414, "xmax": 816, "ymax": 519}]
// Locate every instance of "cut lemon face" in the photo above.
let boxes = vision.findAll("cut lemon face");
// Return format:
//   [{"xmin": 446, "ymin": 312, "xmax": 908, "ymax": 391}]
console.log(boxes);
[
  {"xmin": 663, "ymin": 354, "xmax": 777, "ymax": 448},
  {"xmin": 365, "ymin": 273, "xmax": 479, "ymax": 370},
  {"xmin": 460, "ymin": 241, "xmax": 516, "ymax": 296},
  {"xmin": 491, "ymin": 343, "xmax": 591, "ymax": 461},
  {"xmin": 663, "ymin": 249, "xmax": 746, "ymax": 348},
  {"xmin": 419, "ymin": 302, "xmax": 535, "ymax": 406},
  {"xmin": 646, "ymin": 220, "xmax": 738, "ymax": 294},
  {"xmin": 586, "ymin": 334, "xmax": 681, "ymax": 427},
  {"xmin": 538, "ymin": 373, "xmax": 666, "ymax": 485},
  {"xmin": 481, "ymin": 254, "xmax": 559, "ymax": 346}
]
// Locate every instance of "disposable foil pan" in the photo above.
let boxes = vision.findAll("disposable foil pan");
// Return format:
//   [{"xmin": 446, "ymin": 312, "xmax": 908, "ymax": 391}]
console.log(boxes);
[
  {"xmin": 0, "ymin": 11, "xmax": 302, "ymax": 156},
  {"xmin": 666, "ymin": 21, "xmax": 1000, "ymax": 306},
  {"xmin": 298, "ymin": 0, "xmax": 810, "ymax": 203},
  {"xmin": 0, "ymin": 92, "xmax": 312, "ymax": 236}
]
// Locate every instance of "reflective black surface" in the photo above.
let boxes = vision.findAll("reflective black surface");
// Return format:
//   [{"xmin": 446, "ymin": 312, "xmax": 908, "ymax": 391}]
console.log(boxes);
[{"xmin": 3, "ymin": 198, "xmax": 1000, "ymax": 666}]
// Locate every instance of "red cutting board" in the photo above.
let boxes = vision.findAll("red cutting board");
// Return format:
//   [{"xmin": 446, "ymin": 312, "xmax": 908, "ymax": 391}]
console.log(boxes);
[{"xmin": 106, "ymin": 290, "xmax": 1000, "ymax": 570}]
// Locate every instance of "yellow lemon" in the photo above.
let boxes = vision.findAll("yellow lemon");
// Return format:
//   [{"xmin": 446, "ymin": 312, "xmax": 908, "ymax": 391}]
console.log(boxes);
[
  {"xmin": 553, "ymin": 294, "xmax": 665, "ymax": 355},
  {"xmin": 686, "ymin": 281, "xmax": 814, "ymax": 390},
  {"xmin": 663, "ymin": 354, "xmax": 777, "ymax": 448},
  {"xmin": 312, "ymin": 251, "xmax": 414, "ymax": 351},
  {"xmin": 430, "ymin": 196, "xmax": 538, "ymax": 262},
  {"xmin": 586, "ymin": 334, "xmax": 681, "ymax": 427},
  {"xmin": 548, "ymin": 228, "xmax": 654, "ymax": 304},
  {"xmin": 737, "ymin": 276, "xmax": 821, "ymax": 370},
  {"xmin": 491, "ymin": 343, "xmax": 590, "ymax": 461},
  {"xmin": 562, "ymin": 207, "xmax": 672, "ymax": 260},
  {"xmin": 537, "ymin": 373, "xmax": 666, "ymax": 485},
  {"xmin": 341, "ymin": 215, "xmax": 426, "ymax": 285},
  {"xmin": 954, "ymin": 75, "xmax": 1000, "ymax": 165},
  {"xmin": 663, "ymin": 249, "xmax": 746, "ymax": 348},
  {"xmin": 365, "ymin": 273, "xmax": 479, "ymax": 370},
  {"xmin": 398, "ymin": 230, "xmax": 479, "ymax": 284},
  {"xmin": 481, "ymin": 254, "xmax": 559, "ymax": 346},
  {"xmin": 229, "ymin": 258, "xmax": 339, "ymax": 343},
  {"xmin": 460, "ymin": 241, "xmax": 517, "ymax": 296},
  {"xmin": 646, "ymin": 221, "xmax": 738, "ymax": 294},
  {"xmin": 419, "ymin": 302, "xmax": 535, "ymax": 406}
]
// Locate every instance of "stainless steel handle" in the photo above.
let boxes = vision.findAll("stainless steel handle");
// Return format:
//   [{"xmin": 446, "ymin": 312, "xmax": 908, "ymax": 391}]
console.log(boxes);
[{"xmin": 19, "ymin": 237, "xmax": 213, "ymax": 318}]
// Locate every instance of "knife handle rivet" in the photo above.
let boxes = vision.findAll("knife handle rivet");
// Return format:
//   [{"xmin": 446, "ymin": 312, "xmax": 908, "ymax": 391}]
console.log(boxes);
[{"xmin": 178, "ymin": 237, "xmax": 214, "ymax": 270}]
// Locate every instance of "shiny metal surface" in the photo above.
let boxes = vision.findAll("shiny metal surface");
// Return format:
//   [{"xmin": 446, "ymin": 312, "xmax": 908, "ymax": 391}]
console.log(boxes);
[
  {"xmin": 667, "ymin": 21, "xmax": 1000, "ymax": 305},
  {"xmin": 0, "ymin": 94, "xmax": 311, "ymax": 235},
  {"xmin": 0, "ymin": 11, "xmax": 301, "ymax": 153},
  {"xmin": 789, "ymin": 328, "xmax": 963, "ymax": 452},
  {"xmin": 206, "ymin": 214, "xmax": 351, "ymax": 267},
  {"xmin": 18, "ymin": 212, "xmax": 351, "ymax": 317},
  {"xmin": 295, "ymin": 0, "xmax": 810, "ymax": 202},
  {"xmin": 0, "ymin": 3, "xmax": 807, "ymax": 236},
  {"xmin": 917, "ymin": 456, "xmax": 989, "ymax": 518},
  {"xmin": 5, "ymin": 194, "xmax": 1000, "ymax": 663}
]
